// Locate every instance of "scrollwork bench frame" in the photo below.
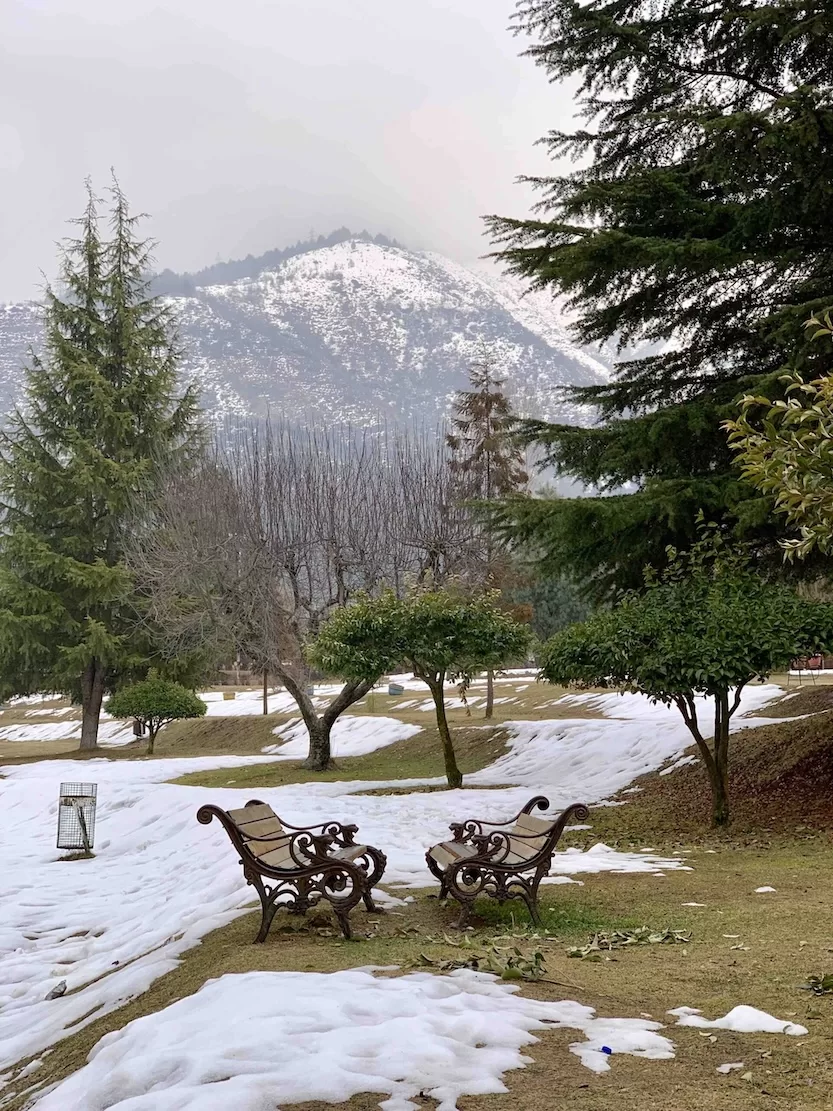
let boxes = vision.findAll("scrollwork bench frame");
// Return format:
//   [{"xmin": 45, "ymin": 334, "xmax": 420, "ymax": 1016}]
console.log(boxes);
[
  {"xmin": 197, "ymin": 799, "xmax": 387, "ymax": 941},
  {"xmin": 426, "ymin": 795, "xmax": 589, "ymax": 928}
]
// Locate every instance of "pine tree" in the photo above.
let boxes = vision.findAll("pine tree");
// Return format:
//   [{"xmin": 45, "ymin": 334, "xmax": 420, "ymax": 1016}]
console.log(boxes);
[
  {"xmin": 447, "ymin": 349, "xmax": 529, "ymax": 715},
  {"xmin": 447, "ymin": 349, "xmax": 529, "ymax": 504},
  {"xmin": 486, "ymin": 0, "xmax": 833, "ymax": 597},
  {"xmin": 0, "ymin": 181, "xmax": 203, "ymax": 748}
]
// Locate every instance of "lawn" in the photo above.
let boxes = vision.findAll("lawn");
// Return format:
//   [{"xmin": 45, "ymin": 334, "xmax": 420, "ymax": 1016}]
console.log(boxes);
[
  {"xmin": 3, "ymin": 822, "xmax": 830, "ymax": 1111},
  {"xmin": 0, "ymin": 678, "xmax": 831, "ymax": 1111}
]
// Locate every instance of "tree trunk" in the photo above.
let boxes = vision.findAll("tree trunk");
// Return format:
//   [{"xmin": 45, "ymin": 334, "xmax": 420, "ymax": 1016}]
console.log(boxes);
[
  {"xmin": 674, "ymin": 691, "xmax": 730, "ymax": 828},
  {"xmin": 485, "ymin": 669, "xmax": 494, "ymax": 719},
  {"xmin": 273, "ymin": 662, "xmax": 374, "ymax": 772},
  {"xmin": 262, "ymin": 667, "xmax": 269, "ymax": 716},
  {"xmin": 79, "ymin": 658, "xmax": 105, "ymax": 751},
  {"xmin": 304, "ymin": 716, "xmax": 333, "ymax": 772},
  {"xmin": 707, "ymin": 760, "xmax": 730, "ymax": 826},
  {"xmin": 146, "ymin": 726, "xmax": 157, "ymax": 756},
  {"xmin": 710, "ymin": 691, "xmax": 731, "ymax": 827},
  {"xmin": 427, "ymin": 675, "xmax": 463, "ymax": 788}
]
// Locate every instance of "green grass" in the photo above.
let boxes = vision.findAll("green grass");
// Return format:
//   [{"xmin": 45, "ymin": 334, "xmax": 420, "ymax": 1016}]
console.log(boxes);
[
  {"xmin": 472, "ymin": 894, "xmax": 640, "ymax": 937},
  {"xmin": 6, "ymin": 678, "xmax": 833, "ymax": 1111},
  {"xmin": 171, "ymin": 724, "xmax": 511, "ymax": 789}
]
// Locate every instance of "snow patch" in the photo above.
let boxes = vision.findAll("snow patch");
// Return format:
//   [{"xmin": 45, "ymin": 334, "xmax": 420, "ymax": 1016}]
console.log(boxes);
[
  {"xmin": 669, "ymin": 1005, "xmax": 807, "ymax": 1036},
  {"xmin": 264, "ymin": 716, "xmax": 421, "ymax": 758},
  {"xmin": 35, "ymin": 969, "xmax": 675, "ymax": 1110}
]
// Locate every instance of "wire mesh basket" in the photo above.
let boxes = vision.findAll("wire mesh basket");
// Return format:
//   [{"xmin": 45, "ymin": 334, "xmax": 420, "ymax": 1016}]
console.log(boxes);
[{"xmin": 57, "ymin": 782, "xmax": 97, "ymax": 852}]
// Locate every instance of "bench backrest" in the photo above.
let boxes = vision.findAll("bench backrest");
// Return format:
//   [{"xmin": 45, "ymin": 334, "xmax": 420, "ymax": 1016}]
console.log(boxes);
[
  {"xmin": 505, "ymin": 812, "xmax": 558, "ymax": 864},
  {"xmin": 226, "ymin": 803, "xmax": 296, "ymax": 869}
]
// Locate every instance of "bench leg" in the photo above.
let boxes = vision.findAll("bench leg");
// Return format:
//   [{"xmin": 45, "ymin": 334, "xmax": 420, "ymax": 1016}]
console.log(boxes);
[
  {"xmin": 425, "ymin": 852, "xmax": 450, "ymax": 900},
  {"xmin": 525, "ymin": 894, "xmax": 543, "ymax": 927},
  {"xmin": 254, "ymin": 888, "xmax": 281, "ymax": 943},
  {"xmin": 523, "ymin": 871, "xmax": 545, "ymax": 927},
  {"xmin": 333, "ymin": 905, "xmax": 353, "ymax": 939},
  {"xmin": 362, "ymin": 888, "xmax": 382, "ymax": 913},
  {"xmin": 454, "ymin": 897, "xmax": 474, "ymax": 929}
]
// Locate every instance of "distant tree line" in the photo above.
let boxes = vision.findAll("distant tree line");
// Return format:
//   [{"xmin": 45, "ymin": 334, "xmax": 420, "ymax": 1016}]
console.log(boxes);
[{"xmin": 151, "ymin": 228, "xmax": 402, "ymax": 296}]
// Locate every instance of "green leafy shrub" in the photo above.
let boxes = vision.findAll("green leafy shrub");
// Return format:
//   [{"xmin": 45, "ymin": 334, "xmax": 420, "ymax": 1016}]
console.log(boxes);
[
  {"xmin": 309, "ymin": 589, "xmax": 531, "ymax": 787},
  {"xmin": 107, "ymin": 677, "xmax": 206, "ymax": 754}
]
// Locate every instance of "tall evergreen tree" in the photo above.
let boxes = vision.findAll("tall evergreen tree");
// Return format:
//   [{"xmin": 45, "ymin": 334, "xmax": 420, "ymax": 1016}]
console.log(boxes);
[
  {"xmin": 447, "ymin": 349, "xmax": 529, "ymax": 715},
  {"xmin": 0, "ymin": 181, "xmax": 203, "ymax": 748},
  {"xmin": 447, "ymin": 349, "xmax": 529, "ymax": 504},
  {"xmin": 487, "ymin": 0, "xmax": 833, "ymax": 597}
]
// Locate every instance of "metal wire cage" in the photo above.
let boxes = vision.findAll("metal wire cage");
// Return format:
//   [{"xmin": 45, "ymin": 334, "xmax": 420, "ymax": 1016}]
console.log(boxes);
[{"xmin": 57, "ymin": 782, "xmax": 97, "ymax": 852}]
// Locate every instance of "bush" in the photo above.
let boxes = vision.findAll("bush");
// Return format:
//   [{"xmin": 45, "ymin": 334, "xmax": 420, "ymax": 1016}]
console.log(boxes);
[{"xmin": 107, "ymin": 678, "xmax": 206, "ymax": 754}]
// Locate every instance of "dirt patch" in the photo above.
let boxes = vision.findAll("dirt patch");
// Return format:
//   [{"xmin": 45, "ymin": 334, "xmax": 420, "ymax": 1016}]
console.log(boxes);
[
  {"xmin": 750, "ymin": 684, "xmax": 833, "ymax": 718},
  {"xmin": 584, "ymin": 709, "xmax": 833, "ymax": 845}
]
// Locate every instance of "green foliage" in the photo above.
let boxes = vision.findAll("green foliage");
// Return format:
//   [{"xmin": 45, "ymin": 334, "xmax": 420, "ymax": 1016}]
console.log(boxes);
[
  {"xmin": 487, "ymin": 1, "xmax": 833, "ymax": 594},
  {"xmin": 0, "ymin": 180, "xmax": 204, "ymax": 747},
  {"xmin": 447, "ymin": 350, "xmax": 528, "ymax": 502},
  {"xmin": 726, "ymin": 315, "xmax": 833, "ymax": 560},
  {"xmin": 540, "ymin": 529, "xmax": 833, "ymax": 824},
  {"xmin": 309, "ymin": 589, "xmax": 531, "ymax": 786},
  {"xmin": 107, "ymin": 677, "xmax": 206, "ymax": 753},
  {"xmin": 542, "ymin": 562, "xmax": 830, "ymax": 705},
  {"xmin": 310, "ymin": 589, "xmax": 531, "ymax": 687},
  {"xmin": 509, "ymin": 572, "xmax": 592, "ymax": 641}
]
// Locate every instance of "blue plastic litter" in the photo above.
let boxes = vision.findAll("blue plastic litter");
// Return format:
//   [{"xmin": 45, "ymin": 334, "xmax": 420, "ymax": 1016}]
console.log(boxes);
[{"xmin": 601, "ymin": 1046, "xmax": 613, "ymax": 1055}]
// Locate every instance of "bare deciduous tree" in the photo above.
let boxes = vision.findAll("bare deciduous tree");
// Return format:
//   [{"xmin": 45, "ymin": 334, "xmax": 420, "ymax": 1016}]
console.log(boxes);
[{"xmin": 130, "ymin": 419, "xmax": 479, "ymax": 769}]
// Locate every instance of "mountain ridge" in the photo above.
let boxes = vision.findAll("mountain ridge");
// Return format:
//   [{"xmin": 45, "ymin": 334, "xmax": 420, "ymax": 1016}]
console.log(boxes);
[
  {"xmin": 0, "ymin": 234, "xmax": 609, "ymax": 427},
  {"xmin": 151, "ymin": 227, "xmax": 402, "ymax": 297}
]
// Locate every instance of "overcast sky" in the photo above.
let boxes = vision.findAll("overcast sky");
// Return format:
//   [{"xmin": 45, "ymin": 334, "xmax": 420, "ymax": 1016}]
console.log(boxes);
[{"xmin": 0, "ymin": 0, "xmax": 574, "ymax": 302}]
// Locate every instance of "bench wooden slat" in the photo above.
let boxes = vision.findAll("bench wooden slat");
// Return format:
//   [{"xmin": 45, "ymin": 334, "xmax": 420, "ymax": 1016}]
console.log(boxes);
[
  {"xmin": 428, "ymin": 841, "xmax": 478, "ymax": 868},
  {"xmin": 248, "ymin": 834, "xmax": 293, "ymax": 860},
  {"xmin": 513, "ymin": 812, "xmax": 555, "ymax": 835},
  {"xmin": 228, "ymin": 804, "xmax": 275, "ymax": 825},
  {"xmin": 331, "ymin": 844, "xmax": 371, "ymax": 863},
  {"xmin": 258, "ymin": 842, "xmax": 297, "ymax": 869},
  {"xmin": 504, "ymin": 838, "xmax": 541, "ymax": 864},
  {"xmin": 239, "ymin": 817, "xmax": 284, "ymax": 840},
  {"xmin": 506, "ymin": 812, "xmax": 556, "ymax": 860}
]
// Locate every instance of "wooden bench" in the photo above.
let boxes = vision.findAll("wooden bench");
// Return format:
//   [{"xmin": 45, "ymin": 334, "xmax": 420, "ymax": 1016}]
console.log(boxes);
[
  {"xmin": 426, "ymin": 795, "xmax": 589, "ymax": 927},
  {"xmin": 197, "ymin": 799, "xmax": 387, "ymax": 940}
]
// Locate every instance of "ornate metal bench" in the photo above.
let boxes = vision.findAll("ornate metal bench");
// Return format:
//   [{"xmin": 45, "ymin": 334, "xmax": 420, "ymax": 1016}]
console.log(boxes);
[
  {"xmin": 426, "ymin": 795, "xmax": 589, "ymax": 927},
  {"xmin": 197, "ymin": 799, "xmax": 387, "ymax": 941}
]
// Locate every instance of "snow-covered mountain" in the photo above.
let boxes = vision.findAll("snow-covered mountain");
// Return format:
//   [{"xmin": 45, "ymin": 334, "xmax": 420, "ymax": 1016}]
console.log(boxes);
[{"xmin": 0, "ymin": 239, "xmax": 608, "ymax": 425}]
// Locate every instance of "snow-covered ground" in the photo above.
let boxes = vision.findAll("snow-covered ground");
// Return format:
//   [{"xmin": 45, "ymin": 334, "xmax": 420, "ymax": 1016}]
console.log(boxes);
[
  {"xmin": 32, "ymin": 969, "xmax": 675, "ymax": 1110},
  {"xmin": 0, "ymin": 719, "xmax": 136, "ymax": 746},
  {"xmin": 0, "ymin": 672, "xmax": 542, "ymax": 746},
  {"xmin": 29, "ymin": 983, "xmax": 808, "ymax": 1111},
  {"xmin": 265, "ymin": 715, "xmax": 422, "ymax": 757},
  {"xmin": 0, "ymin": 686, "xmax": 783, "ymax": 1094}
]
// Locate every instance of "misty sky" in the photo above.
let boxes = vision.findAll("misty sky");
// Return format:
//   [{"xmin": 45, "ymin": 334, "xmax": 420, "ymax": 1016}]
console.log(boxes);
[{"xmin": 0, "ymin": 0, "xmax": 574, "ymax": 302}]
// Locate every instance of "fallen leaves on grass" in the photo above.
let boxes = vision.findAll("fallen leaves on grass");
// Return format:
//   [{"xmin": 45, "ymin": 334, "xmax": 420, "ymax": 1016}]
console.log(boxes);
[
  {"xmin": 417, "ymin": 943, "xmax": 547, "ymax": 981},
  {"xmin": 568, "ymin": 926, "xmax": 692, "ymax": 962},
  {"xmin": 801, "ymin": 973, "xmax": 833, "ymax": 995}
]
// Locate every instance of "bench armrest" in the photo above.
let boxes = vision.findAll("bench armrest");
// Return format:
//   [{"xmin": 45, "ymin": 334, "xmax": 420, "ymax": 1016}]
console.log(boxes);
[
  {"xmin": 448, "ymin": 795, "xmax": 551, "ymax": 842},
  {"xmin": 281, "ymin": 819, "xmax": 359, "ymax": 846}
]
